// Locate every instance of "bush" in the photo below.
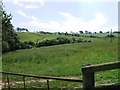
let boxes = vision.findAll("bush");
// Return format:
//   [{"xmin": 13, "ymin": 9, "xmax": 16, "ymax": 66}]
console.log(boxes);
[
  {"xmin": 27, "ymin": 41, "xmax": 35, "ymax": 46},
  {"xmin": 88, "ymin": 40, "xmax": 92, "ymax": 42},
  {"xmin": 37, "ymin": 40, "xmax": 53, "ymax": 47},
  {"xmin": 57, "ymin": 37, "xmax": 70, "ymax": 44},
  {"xmin": 37, "ymin": 37, "xmax": 71, "ymax": 47},
  {"xmin": 20, "ymin": 41, "xmax": 35, "ymax": 49},
  {"xmin": 106, "ymin": 35, "xmax": 116, "ymax": 38}
]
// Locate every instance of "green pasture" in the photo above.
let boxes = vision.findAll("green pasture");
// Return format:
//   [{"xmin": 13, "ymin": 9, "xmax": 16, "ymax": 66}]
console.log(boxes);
[
  {"xmin": 2, "ymin": 36, "xmax": 119, "ymax": 88},
  {"xmin": 17, "ymin": 32, "xmax": 118, "ymax": 42},
  {"xmin": 17, "ymin": 32, "xmax": 80, "ymax": 42}
]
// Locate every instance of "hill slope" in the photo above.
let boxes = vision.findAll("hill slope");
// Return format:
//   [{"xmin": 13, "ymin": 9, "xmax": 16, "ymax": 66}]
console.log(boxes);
[
  {"xmin": 17, "ymin": 32, "xmax": 118, "ymax": 42},
  {"xmin": 3, "ymin": 37, "xmax": 119, "ymax": 85}
]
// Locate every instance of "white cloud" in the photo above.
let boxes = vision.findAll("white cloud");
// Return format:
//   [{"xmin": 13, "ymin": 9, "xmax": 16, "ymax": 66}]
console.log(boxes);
[
  {"xmin": 13, "ymin": 0, "xmax": 23, "ymax": 7},
  {"xmin": 26, "ymin": 18, "xmax": 61, "ymax": 32},
  {"xmin": 58, "ymin": 12, "xmax": 108, "ymax": 32},
  {"xmin": 17, "ymin": 11, "xmax": 27, "ymax": 17},
  {"xmin": 19, "ymin": 12, "xmax": 110, "ymax": 32},
  {"xmin": 25, "ymin": 5, "xmax": 40, "ymax": 9},
  {"xmin": 12, "ymin": 0, "xmax": 45, "ymax": 9},
  {"xmin": 31, "ymin": 16, "xmax": 40, "ymax": 21},
  {"xmin": 58, "ymin": 12, "xmax": 73, "ymax": 18},
  {"xmin": 88, "ymin": 12, "xmax": 108, "ymax": 30}
]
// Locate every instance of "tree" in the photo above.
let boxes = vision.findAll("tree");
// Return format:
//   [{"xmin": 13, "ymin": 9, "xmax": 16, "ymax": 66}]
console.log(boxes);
[
  {"xmin": 16, "ymin": 27, "xmax": 29, "ymax": 32},
  {"xmin": 99, "ymin": 31, "xmax": 103, "ymax": 34},
  {"xmin": 88, "ymin": 32, "xmax": 92, "ymax": 34},
  {"xmin": 94, "ymin": 32, "xmax": 97, "ymax": 34},
  {"xmin": 26, "ymin": 29, "xmax": 29, "ymax": 32},
  {"xmin": 85, "ymin": 30, "xmax": 88, "ymax": 34},
  {"xmin": 65, "ymin": 32, "xmax": 69, "ymax": 35},
  {"xmin": 79, "ymin": 31, "xmax": 84, "ymax": 34},
  {"xmin": 2, "ymin": 11, "xmax": 20, "ymax": 52},
  {"xmin": 16, "ymin": 27, "xmax": 21, "ymax": 32}
]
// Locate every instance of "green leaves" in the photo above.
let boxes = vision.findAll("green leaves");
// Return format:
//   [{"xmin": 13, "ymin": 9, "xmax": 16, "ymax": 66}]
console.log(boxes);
[{"xmin": 2, "ymin": 11, "xmax": 20, "ymax": 52}]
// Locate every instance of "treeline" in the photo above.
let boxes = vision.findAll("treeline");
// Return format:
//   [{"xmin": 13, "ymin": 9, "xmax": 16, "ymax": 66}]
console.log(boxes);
[
  {"xmin": 37, "ymin": 31, "xmax": 116, "ymax": 39},
  {"xmin": 37, "ymin": 30, "xmax": 120, "ymax": 35},
  {"xmin": 19, "ymin": 37, "xmax": 91, "ymax": 49},
  {"xmin": 15, "ymin": 27, "xmax": 29, "ymax": 32},
  {"xmin": 37, "ymin": 37, "xmax": 91, "ymax": 47},
  {"xmin": 37, "ymin": 31, "xmax": 80, "ymax": 37}
]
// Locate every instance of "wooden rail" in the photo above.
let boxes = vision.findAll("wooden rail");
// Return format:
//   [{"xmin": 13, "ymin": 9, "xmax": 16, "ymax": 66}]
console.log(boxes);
[
  {"xmin": 82, "ymin": 61, "xmax": 120, "ymax": 90},
  {"xmin": 1, "ymin": 71, "xmax": 83, "ymax": 90},
  {"xmin": 1, "ymin": 71, "xmax": 82, "ymax": 82}
]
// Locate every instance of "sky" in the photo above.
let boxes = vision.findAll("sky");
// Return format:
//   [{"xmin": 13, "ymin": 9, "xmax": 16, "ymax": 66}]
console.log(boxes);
[{"xmin": 3, "ymin": 0, "xmax": 119, "ymax": 33}]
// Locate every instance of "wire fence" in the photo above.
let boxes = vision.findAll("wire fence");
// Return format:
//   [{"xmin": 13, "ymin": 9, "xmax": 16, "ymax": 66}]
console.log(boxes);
[{"xmin": 1, "ymin": 71, "xmax": 83, "ymax": 90}]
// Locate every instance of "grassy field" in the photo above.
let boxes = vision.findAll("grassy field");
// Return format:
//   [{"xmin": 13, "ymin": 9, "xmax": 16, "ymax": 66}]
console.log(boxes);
[
  {"xmin": 17, "ymin": 32, "xmax": 83, "ymax": 42},
  {"xmin": 17, "ymin": 32, "xmax": 118, "ymax": 42},
  {"xmin": 2, "ymin": 33, "xmax": 119, "ymax": 88}
]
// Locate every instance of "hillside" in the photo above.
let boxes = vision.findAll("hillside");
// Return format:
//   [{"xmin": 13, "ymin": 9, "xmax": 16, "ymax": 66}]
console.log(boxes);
[
  {"xmin": 2, "ymin": 32, "xmax": 119, "ymax": 87},
  {"xmin": 17, "ymin": 32, "xmax": 118, "ymax": 42},
  {"xmin": 17, "ymin": 32, "xmax": 85, "ymax": 42}
]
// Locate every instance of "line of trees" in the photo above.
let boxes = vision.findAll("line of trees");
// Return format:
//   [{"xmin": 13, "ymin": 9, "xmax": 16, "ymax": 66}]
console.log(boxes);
[
  {"xmin": 37, "ymin": 30, "xmax": 118, "ymax": 36},
  {"xmin": 19, "ymin": 37, "xmax": 91, "ymax": 49},
  {"xmin": 79, "ymin": 30, "xmax": 102, "ymax": 34},
  {"xmin": 36, "ymin": 31, "xmax": 80, "ymax": 37},
  {"xmin": 79, "ymin": 30, "xmax": 120, "ymax": 34},
  {"xmin": 16, "ymin": 27, "xmax": 29, "ymax": 32}
]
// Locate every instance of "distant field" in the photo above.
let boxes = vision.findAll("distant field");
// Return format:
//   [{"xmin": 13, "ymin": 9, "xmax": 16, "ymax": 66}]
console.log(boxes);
[
  {"xmin": 2, "ymin": 32, "xmax": 119, "ymax": 88},
  {"xmin": 17, "ymin": 32, "xmax": 41, "ymax": 42},
  {"xmin": 80, "ymin": 33, "xmax": 118, "ymax": 37},
  {"xmin": 17, "ymin": 32, "xmax": 118, "ymax": 42},
  {"xmin": 17, "ymin": 32, "xmax": 80, "ymax": 42}
]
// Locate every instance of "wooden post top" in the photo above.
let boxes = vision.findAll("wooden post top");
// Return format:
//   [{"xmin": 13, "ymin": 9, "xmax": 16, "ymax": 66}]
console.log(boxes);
[{"xmin": 82, "ymin": 61, "xmax": 120, "ymax": 73}]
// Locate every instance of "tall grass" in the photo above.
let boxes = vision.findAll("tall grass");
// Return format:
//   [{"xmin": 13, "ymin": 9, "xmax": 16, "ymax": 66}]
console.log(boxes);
[{"xmin": 3, "ymin": 38, "xmax": 118, "ymax": 77}]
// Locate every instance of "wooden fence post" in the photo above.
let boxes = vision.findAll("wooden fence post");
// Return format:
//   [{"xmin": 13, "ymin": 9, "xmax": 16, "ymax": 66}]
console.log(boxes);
[
  {"xmin": 23, "ymin": 76, "xmax": 26, "ymax": 90},
  {"xmin": 82, "ymin": 65, "xmax": 95, "ymax": 90},
  {"xmin": 7, "ymin": 75, "xmax": 10, "ymax": 90},
  {"xmin": 47, "ymin": 80, "xmax": 50, "ymax": 90}
]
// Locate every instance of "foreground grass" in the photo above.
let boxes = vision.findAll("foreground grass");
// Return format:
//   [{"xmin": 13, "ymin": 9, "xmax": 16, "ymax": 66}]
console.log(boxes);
[{"xmin": 2, "ymin": 37, "xmax": 119, "ymax": 88}]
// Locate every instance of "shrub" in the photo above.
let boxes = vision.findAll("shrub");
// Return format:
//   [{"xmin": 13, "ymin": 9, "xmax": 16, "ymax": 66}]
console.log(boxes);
[
  {"xmin": 88, "ymin": 40, "xmax": 92, "ymax": 42},
  {"xmin": 20, "ymin": 41, "xmax": 34, "ymax": 49},
  {"xmin": 106, "ymin": 35, "xmax": 116, "ymax": 38},
  {"xmin": 57, "ymin": 37, "xmax": 70, "ymax": 44}
]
